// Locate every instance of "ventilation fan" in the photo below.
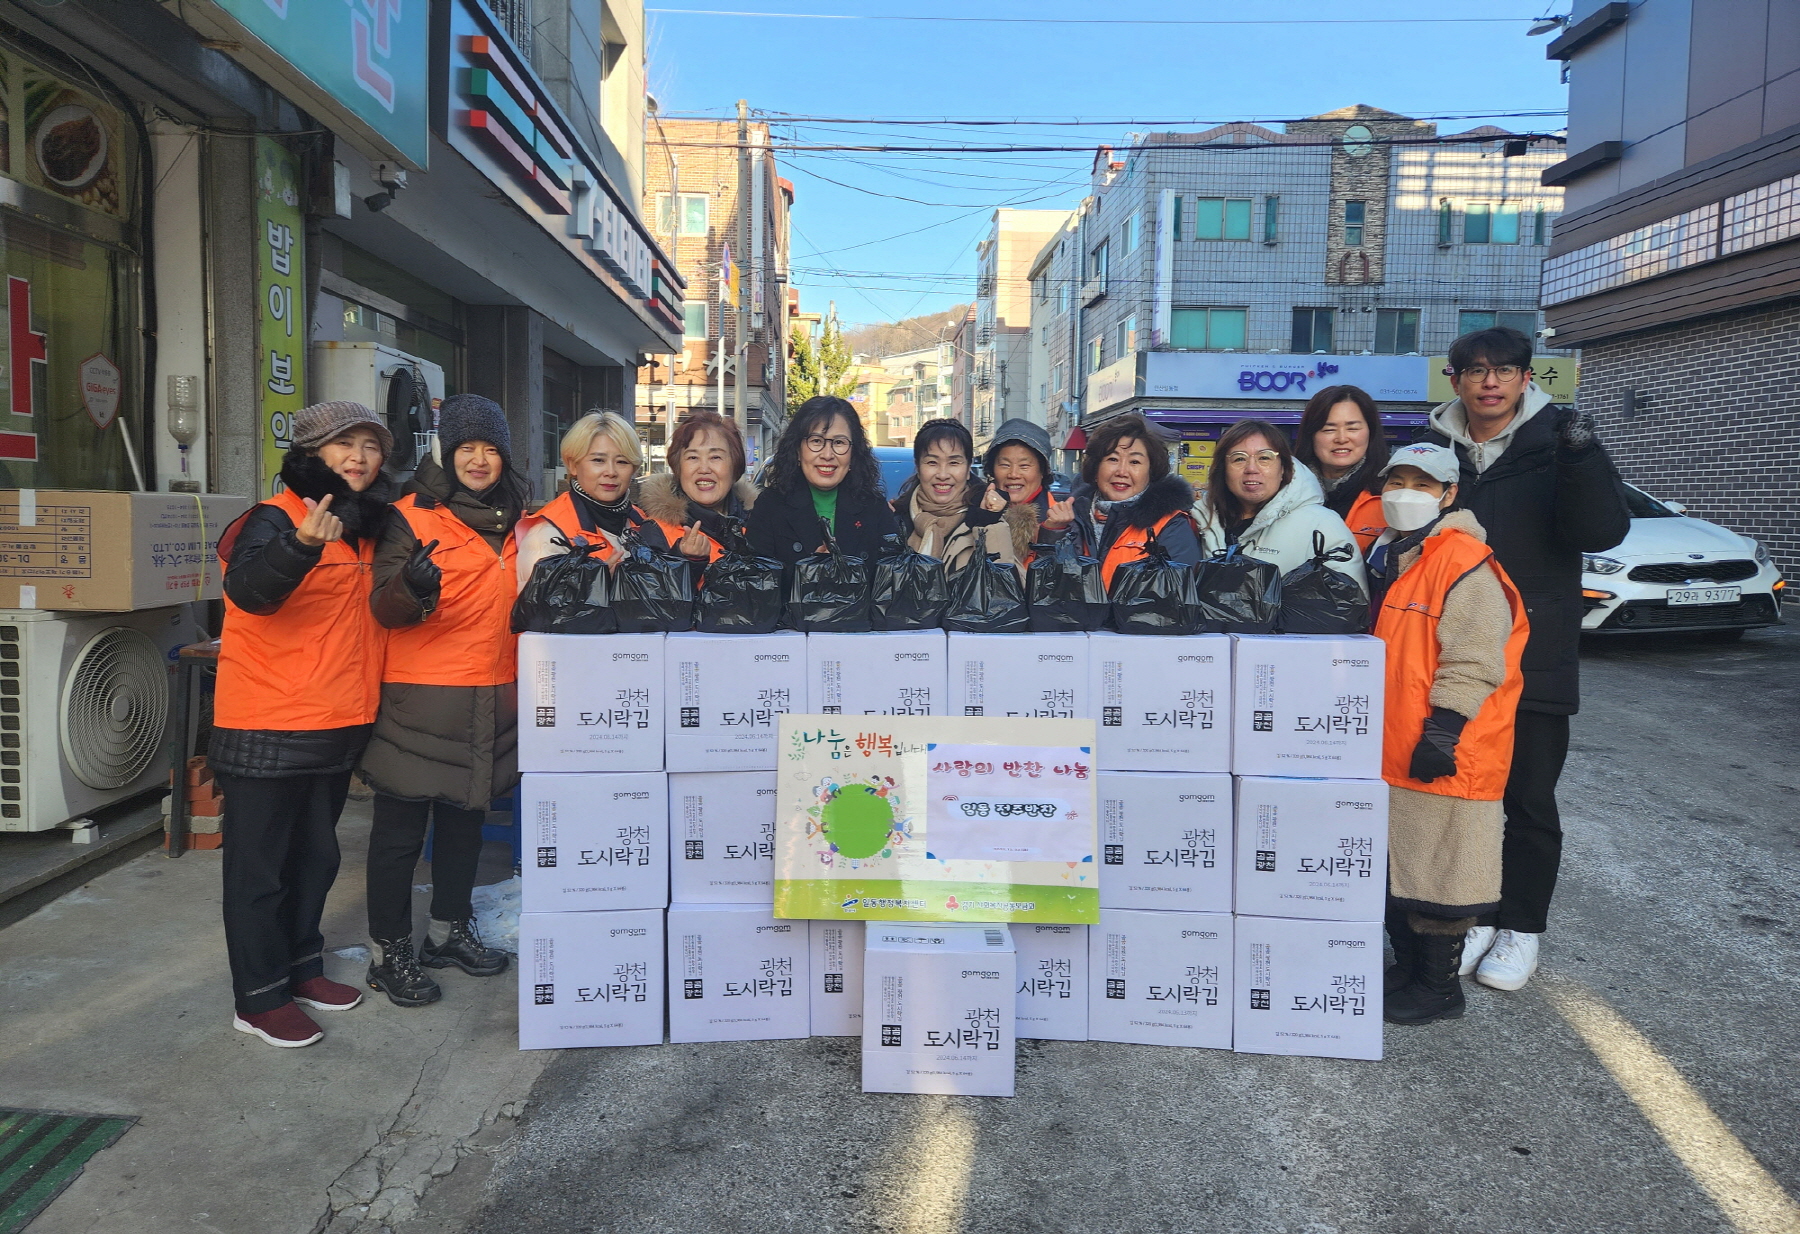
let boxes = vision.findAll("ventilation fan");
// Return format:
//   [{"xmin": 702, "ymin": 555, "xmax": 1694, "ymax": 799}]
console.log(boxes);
[{"xmin": 60, "ymin": 626, "xmax": 169, "ymax": 790}]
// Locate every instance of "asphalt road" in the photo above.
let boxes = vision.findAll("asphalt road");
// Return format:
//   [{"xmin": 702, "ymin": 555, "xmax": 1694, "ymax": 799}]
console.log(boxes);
[{"xmin": 410, "ymin": 623, "xmax": 1800, "ymax": 1234}]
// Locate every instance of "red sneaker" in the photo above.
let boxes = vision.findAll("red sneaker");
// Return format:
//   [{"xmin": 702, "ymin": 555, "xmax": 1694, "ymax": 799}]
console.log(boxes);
[
  {"xmin": 233, "ymin": 1001, "xmax": 324, "ymax": 1048},
  {"xmin": 292, "ymin": 975, "xmax": 364, "ymax": 1012}
]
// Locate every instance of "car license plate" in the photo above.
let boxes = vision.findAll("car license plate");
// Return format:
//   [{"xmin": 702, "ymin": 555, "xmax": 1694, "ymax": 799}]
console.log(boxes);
[{"xmin": 1666, "ymin": 586, "xmax": 1739, "ymax": 606}]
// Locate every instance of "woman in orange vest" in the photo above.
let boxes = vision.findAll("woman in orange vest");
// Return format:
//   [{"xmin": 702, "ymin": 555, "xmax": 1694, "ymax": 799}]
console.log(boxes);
[
  {"xmin": 516, "ymin": 410, "xmax": 649, "ymax": 584},
  {"xmin": 212, "ymin": 401, "xmax": 397, "ymax": 1048},
  {"xmin": 361, "ymin": 395, "xmax": 526, "ymax": 1006},
  {"xmin": 1058, "ymin": 412, "xmax": 1201, "ymax": 588},
  {"xmin": 1293, "ymin": 384, "xmax": 1392, "ymax": 550},
  {"xmin": 636, "ymin": 409, "xmax": 758, "ymax": 563},
  {"xmin": 1367, "ymin": 443, "xmax": 1529, "ymax": 1027}
]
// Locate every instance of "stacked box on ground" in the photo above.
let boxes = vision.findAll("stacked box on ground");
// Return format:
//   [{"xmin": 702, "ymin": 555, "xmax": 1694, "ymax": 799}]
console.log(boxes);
[
  {"xmin": 806, "ymin": 630, "xmax": 947, "ymax": 715},
  {"xmin": 1013, "ymin": 923, "xmax": 1088, "ymax": 1041},
  {"xmin": 1087, "ymin": 909, "xmax": 1232, "ymax": 1049},
  {"xmin": 667, "ymin": 903, "xmax": 810, "ymax": 1043},
  {"xmin": 666, "ymin": 631, "xmax": 806, "ymax": 771},
  {"xmin": 862, "ymin": 923, "xmax": 1017, "ymax": 1096},
  {"xmin": 809, "ymin": 920, "xmax": 866, "ymax": 1036},
  {"xmin": 519, "ymin": 772, "xmax": 669, "ymax": 913},
  {"xmin": 517, "ymin": 633, "xmax": 665, "ymax": 772},
  {"xmin": 519, "ymin": 909, "xmax": 665, "ymax": 1049},
  {"xmin": 1088, "ymin": 632, "xmax": 1231, "ymax": 772},
  {"xmin": 1098, "ymin": 771, "xmax": 1233, "ymax": 913},
  {"xmin": 1232, "ymin": 915, "xmax": 1382, "ymax": 1060},
  {"xmin": 1229, "ymin": 634, "xmax": 1383, "ymax": 779}
]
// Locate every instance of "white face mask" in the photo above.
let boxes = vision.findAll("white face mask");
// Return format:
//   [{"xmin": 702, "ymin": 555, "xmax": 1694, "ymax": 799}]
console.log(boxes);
[{"xmin": 1382, "ymin": 488, "xmax": 1444, "ymax": 533}]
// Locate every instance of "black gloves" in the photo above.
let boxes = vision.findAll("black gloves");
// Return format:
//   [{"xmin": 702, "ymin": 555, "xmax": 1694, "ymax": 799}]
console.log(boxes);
[
  {"xmin": 1557, "ymin": 407, "xmax": 1598, "ymax": 451},
  {"xmin": 402, "ymin": 538, "xmax": 442, "ymax": 612},
  {"xmin": 1409, "ymin": 707, "xmax": 1468, "ymax": 783}
]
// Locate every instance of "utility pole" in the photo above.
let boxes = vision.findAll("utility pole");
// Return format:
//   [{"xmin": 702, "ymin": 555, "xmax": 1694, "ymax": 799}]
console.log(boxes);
[{"xmin": 734, "ymin": 99, "xmax": 751, "ymax": 450}]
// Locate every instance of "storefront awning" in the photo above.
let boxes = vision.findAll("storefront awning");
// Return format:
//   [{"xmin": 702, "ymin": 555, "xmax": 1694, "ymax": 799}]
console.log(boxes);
[{"xmin": 1062, "ymin": 426, "xmax": 1088, "ymax": 450}]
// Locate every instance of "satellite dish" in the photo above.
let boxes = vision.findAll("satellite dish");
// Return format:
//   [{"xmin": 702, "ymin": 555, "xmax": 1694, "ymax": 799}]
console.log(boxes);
[{"xmin": 1343, "ymin": 125, "xmax": 1374, "ymax": 157}]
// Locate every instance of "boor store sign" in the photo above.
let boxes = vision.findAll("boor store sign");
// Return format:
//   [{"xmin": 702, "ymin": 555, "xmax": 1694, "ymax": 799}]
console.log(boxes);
[{"xmin": 1144, "ymin": 352, "xmax": 1430, "ymax": 403}]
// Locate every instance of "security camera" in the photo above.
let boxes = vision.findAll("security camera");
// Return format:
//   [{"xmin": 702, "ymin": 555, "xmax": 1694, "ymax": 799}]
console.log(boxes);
[
  {"xmin": 364, "ymin": 163, "xmax": 408, "ymax": 214},
  {"xmin": 1537, "ymin": 326, "xmax": 1557, "ymax": 340}
]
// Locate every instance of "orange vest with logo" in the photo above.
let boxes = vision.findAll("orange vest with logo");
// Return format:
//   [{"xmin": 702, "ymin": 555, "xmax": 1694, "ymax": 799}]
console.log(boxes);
[
  {"xmin": 1375, "ymin": 528, "xmax": 1529, "ymax": 801},
  {"xmin": 1099, "ymin": 511, "xmax": 1184, "ymax": 589},
  {"xmin": 383, "ymin": 496, "xmax": 518, "ymax": 687},
  {"xmin": 1346, "ymin": 489, "xmax": 1386, "ymax": 552},
  {"xmin": 215, "ymin": 489, "xmax": 383, "ymax": 730}
]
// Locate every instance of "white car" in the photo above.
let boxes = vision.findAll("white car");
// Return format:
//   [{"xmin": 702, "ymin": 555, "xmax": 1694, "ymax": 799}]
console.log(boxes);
[{"xmin": 1580, "ymin": 485, "xmax": 1785, "ymax": 638}]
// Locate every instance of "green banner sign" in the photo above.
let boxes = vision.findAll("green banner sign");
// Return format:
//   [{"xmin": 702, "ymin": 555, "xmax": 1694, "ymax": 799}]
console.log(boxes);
[{"xmin": 255, "ymin": 138, "xmax": 305, "ymax": 499}]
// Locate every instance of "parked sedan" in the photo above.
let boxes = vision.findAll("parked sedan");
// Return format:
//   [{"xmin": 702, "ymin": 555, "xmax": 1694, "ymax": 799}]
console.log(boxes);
[{"xmin": 1581, "ymin": 486, "xmax": 1785, "ymax": 637}]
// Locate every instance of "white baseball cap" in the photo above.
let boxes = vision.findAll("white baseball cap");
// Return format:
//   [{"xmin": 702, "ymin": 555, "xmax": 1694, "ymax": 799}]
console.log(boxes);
[{"xmin": 1379, "ymin": 443, "xmax": 1460, "ymax": 485}]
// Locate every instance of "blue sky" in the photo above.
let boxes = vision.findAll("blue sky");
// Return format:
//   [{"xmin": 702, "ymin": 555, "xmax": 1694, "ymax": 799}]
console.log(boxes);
[{"xmin": 645, "ymin": 3, "xmax": 1571, "ymax": 328}]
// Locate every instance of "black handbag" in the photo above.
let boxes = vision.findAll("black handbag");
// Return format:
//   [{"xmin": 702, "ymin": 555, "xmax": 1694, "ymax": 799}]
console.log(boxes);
[
  {"xmin": 870, "ymin": 534, "xmax": 950, "ymax": 631},
  {"xmin": 611, "ymin": 536, "xmax": 696, "ymax": 632},
  {"xmin": 697, "ymin": 518, "xmax": 784, "ymax": 634},
  {"xmin": 783, "ymin": 520, "xmax": 872, "ymax": 632},
  {"xmin": 511, "ymin": 536, "xmax": 616, "ymax": 635},
  {"xmin": 1194, "ymin": 544, "xmax": 1283, "ymax": 634},
  {"xmin": 1026, "ymin": 535, "xmax": 1109, "ymax": 632},
  {"xmin": 1278, "ymin": 530, "xmax": 1371, "ymax": 634},
  {"xmin": 942, "ymin": 526, "xmax": 1030, "ymax": 633},
  {"xmin": 1107, "ymin": 539, "xmax": 1200, "ymax": 635}
]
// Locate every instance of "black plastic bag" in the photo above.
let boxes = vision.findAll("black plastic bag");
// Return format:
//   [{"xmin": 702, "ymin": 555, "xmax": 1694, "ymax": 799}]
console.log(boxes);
[
  {"xmin": 1278, "ymin": 530, "xmax": 1370, "ymax": 634},
  {"xmin": 612, "ymin": 537, "xmax": 696, "ymax": 632},
  {"xmin": 1026, "ymin": 535, "xmax": 1109, "ymax": 632},
  {"xmin": 511, "ymin": 537, "xmax": 616, "ymax": 635},
  {"xmin": 942, "ymin": 526, "xmax": 1030, "ymax": 633},
  {"xmin": 870, "ymin": 534, "xmax": 949, "ymax": 630},
  {"xmin": 697, "ymin": 519, "xmax": 784, "ymax": 634},
  {"xmin": 784, "ymin": 520, "xmax": 872, "ymax": 632},
  {"xmin": 1194, "ymin": 544, "xmax": 1283, "ymax": 634},
  {"xmin": 1107, "ymin": 540, "xmax": 1200, "ymax": 635}
]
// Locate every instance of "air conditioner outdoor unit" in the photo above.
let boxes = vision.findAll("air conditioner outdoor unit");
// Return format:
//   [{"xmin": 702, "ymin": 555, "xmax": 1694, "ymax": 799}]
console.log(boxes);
[
  {"xmin": 311, "ymin": 341, "xmax": 447, "ymax": 474},
  {"xmin": 0, "ymin": 606, "xmax": 200, "ymax": 833}
]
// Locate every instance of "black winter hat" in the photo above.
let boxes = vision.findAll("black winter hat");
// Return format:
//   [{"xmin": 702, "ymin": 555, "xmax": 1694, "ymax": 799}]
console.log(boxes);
[
  {"xmin": 436, "ymin": 394, "xmax": 512, "ymax": 467},
  {"xmin": 983, "ymin": 417, "xmax": 1054, "ymax": 479}
]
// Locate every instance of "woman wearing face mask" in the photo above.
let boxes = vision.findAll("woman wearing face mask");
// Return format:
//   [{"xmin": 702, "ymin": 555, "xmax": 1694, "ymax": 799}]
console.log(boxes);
[
  {"xmin": 211, "ymin": 402, "xmax": 398, "ymax": 1048},
  {"xmin": 981, "ymin": 417, "xmax": 1076, "ymax": 545},
  {"xmin": 361, "ymin": 395, "xmax": 528, "ymax": 1007},
  {"xmin": 637, "ymin": 410, "xmax": 757, "ymax": 563},
  {"xmin": 1063, "ymin": 413, "xmax": 1203, "ymax": 588},
  {"xmin": 1293, "ymin": 385, "xmax": 1390, "ymax": 549},
  {"xmin": 516, "ymin": 411, "xmax": 649, "ymax": 584},
  {"xmin": 1366, "ymin": 444, "xmax": 1528, "ymax": 1028},
  {"xmin": 1193, "ymin": 419, "xmax": 1367, "ymax": 592},
  {"xmin": 892, "ymin": 418, "xmax": 1029, "ymax": 574},
  {"xmin": 745, "ymin": 395, "xmax": 898, "ymax": 566}
]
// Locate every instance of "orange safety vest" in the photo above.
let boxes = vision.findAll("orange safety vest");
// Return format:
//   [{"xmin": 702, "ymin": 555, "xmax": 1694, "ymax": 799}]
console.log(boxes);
[
  {"xmin": 383, "ymin": 496, "xmax": 518, "ymax": 687},
  {"xmin": 215, "ymin": 489, "xmax": 384, "ymax": 731},
  {"xmin": 1099, "ymin": 511, "xmax": 1185, "ymax": 590},
  {"xmin": 646, "ymin": 516, "xmax": 726, "ymax": 565},
  {"xmin": 1375, "ymin": 528, "xmax": 1529, "ymax": 801},
  {"xmin": 517, "ymin": 490, "xmax": 636, "ymax": 566},
  {"xmin": 1346, "ymin": 488, "xmax": 1386, "ymax": 552}
]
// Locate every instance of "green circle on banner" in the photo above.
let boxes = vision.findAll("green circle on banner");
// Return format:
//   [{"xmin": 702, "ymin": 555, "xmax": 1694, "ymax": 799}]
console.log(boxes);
[{"xmin": 822, "ymin": 784, "xmax": 893, "ymax": 859}]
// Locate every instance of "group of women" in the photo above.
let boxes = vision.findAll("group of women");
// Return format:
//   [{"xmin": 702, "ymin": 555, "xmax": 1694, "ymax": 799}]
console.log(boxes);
[{"xmin": 212, "ymin": 379, "xmax": 1509, "ymax": 1048}]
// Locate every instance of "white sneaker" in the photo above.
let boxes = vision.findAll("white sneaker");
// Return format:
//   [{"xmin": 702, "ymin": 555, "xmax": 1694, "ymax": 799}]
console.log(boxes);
[
  {"xmin": 1459, "ymin": 925, "xmax": 1497, "ymax": 976},
  {"xmin": 1476, "ymin": 929, "xmax": 1540, "ymax": 991}
]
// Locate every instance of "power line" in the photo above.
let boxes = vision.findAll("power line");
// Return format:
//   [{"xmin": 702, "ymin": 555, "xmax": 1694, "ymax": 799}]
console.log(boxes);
[
  {"xmin": 649, "ymin": 8, "xmax": 1546, "ymax": 27},
  {"xmin": 644, "ymin": 132, "xmax": 1564, "ymax": 154},
  {"xmin": 679, "ymin": 109, "xmax": 1569, "ymax": 127}
]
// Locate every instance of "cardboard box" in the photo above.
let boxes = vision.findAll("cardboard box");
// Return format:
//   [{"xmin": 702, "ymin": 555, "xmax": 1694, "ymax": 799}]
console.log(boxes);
[
  {"xmin": 518, "ymin": 909, "xmax": 664, "ymax": 1050},
  {"xmin": 669, "ymin": 771, "xmax": 778, "ymax": 904},
  {"xmin": 517, "ymin": 633, "xmax": 665, "ymax": 773},
  {"xmin": 946, "ymin": 632, "xmax": 1090, "ymax": 719},
  {"xmin": 1098, "ymin": 772, "xmax": 1234, "ymax": 913},
  {"xmin": 1013, "ymin": 923, "xmax": 1088, "ymax": 1041},
  {"xmin": 665, "ymin": 631, "xmax": 807, "ymax": 771},
  {"xmin": 862, "ymin": 923, "xmax": 1016, "ymax": 1097},
  {"xmin": 1232, "ymin": 776, "xmax": 1388, "ymax": 922},
  {"xmin": 1233, "ymin": 915, "xmax": 1383, "ymax": 1061},
  {"xmin": 518, "ymin": 772, "xmax": 669, "ymax": 914},
  {"xmin": 808, "ymin": 920, "xmax": 866, "ymax": 1037},
  {"xmin": 1229, "ymin": 635, "xmax": 1385, "ymax": 778},
  {"xmin": 806, "ymin": 630, "xmax": 948, "ymax": 716},
  {"xmin": 1088, "ymin": 632, "xmax": 1231, "ymax": 772},
  {"xmin": 1087, "ymin": 909, "xmax": 1233, "ymax": 1049},
  {"xmin": 667, "ymin": 903, "xmax": 810, "ymax": 1043},
  {"xmin": 0, "ymin": 490, "xmax": 248, "ymax": 611}
]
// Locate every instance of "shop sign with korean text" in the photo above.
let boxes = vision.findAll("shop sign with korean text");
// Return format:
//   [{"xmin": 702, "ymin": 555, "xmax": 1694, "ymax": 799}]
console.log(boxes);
[
  {"xmin": 1428, "ymin": 356, "xmax": 1577, "ymax": 404},
  {"xmin": 1144, "ymin": 351, "xmax": 1429, "ymax": 403},
  {"xmin": 255, "ymin": 138, "xmax": 304, "ymax": 498},
  {"xmin": 773, "ymin": 714, "xmax": 1099, "ymax": 925}
]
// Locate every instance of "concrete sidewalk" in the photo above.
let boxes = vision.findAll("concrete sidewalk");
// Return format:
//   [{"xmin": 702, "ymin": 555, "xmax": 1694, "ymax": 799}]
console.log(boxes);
[{"xmin": 0, "ymin": 800, "xmax": 541, "ymax": 1234}]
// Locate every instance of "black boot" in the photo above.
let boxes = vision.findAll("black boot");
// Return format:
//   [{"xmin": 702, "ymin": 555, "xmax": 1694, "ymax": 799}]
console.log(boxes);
[
  {"xmin": 367, "ymin": 937, "xmax": 442, "ymax": 1007},
  {"xmin": 1385, "ymin": 929, "xmax": 1466, "ymax": 1025},
  {"xmin": 1384, "ymin": 907, "xmax": 1419, "ymax": 994},
  {"xmin": 420, "ymin": 918, "xmax": 509, "ymax": 977}
]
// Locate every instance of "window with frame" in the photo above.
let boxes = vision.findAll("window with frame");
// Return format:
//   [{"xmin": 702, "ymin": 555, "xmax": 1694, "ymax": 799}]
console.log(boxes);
[
  {"xmin": 1291, "ymin": 308, "xmax": 1335, "ymax": 353},
  {"xmin": 656, "ymin": 192, "xmax": 709, "ymax": 237},
  {"xmin": 1088, "ymin": 337, "xmax": 1105, "ymax": 372},
  {"xmin": 1491, "ymin": 204, "xmax": 1521, "ymax": 244},
  {"xmin": 1089, "ymin": 239, "xmax": 1109, "ymax": 283},
  {"xmin": 1125, "ymin": 211, "xmax": 1141, "ymax": 253},
  {"xmin": 1343, "ymin": 201, "xmax": 1366, "ymax": 247},
  {"xmin": 1116, "ymin": 314, "xmax": 1137, "ymax": 357},
  {"xmin": 1533, "ymin": 208, "xmax": 1548, "ymax": 245},
  {"xmin": 1464, "ymin": 203, "xmax": 1491, "ymax": 244},
  {"xmin": 1053, "ymin": 362, "xmax": 1065, "ymax": 393},
  {"xmin": 1438, "ymin": 200, "xmax": 1453, "ymax": 245},
  {"xmin": 1169, "ymin": 307, "xmax": 1247, "ymax": 350},
  {"xmin": 1058, "ymin": 284, "xmax": 1070, "ymax": 313},
  {"xmin": 682, "ymin": 302, "xmax": 708, "ymax": 339},
  {"xmin": 1171, "ymin": 195, "xmax": 1183, "ymax": 242},
  {"xmin": 1458, "ymin": 310, "xmax": 1538, "ymax": 336},
  {"xmin": 1193, "ymin": 198, "xmax": 1253, "ymax": 241},
  {"xmin": 1373, "ymin": 309, "xmax": 1419, "ymax": 354},
  {"xmin": 1264, "ymin": 195, "xmax": 1279, "ymax": 243}
]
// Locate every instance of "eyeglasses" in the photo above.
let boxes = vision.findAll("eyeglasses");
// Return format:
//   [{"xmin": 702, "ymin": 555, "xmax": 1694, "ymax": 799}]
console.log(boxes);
[
  {"xmin": 1458, "ymin": 365, "xmax": 1525, "ymax": 383},
  {"xmin": 803, "ymin": 435, "xmax": 852, "ymax": 455},
  {"xmin": 1226, "ymin": 449, "xmax": 1282, "ymax": 467}
]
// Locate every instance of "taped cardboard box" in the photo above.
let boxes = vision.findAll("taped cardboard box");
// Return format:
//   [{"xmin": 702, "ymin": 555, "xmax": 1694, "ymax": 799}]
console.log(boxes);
[
  {"xmin": 518, "ymin": 772, "xmax": 669, "ymax": 914},
  {"xmin": 1088, "ymin": 632, "xmax": 1231, "ymax": 772},
  {"xmin": 1098, "ymin": 772, "xmax": 1233, "ymax": 913},
  {"xmin": 1232, "ymin": 915, "xmax": 1382, "ymax": 1061},
  {"xmin": 666, "ymin": 631, "xmax": 807, "ymax": 771},
  {"xmin": 518, "ymin": 909, "xmax": 664, "ymax": 1050},
  {"xmin": 669, "ymin": 770, "xmax": 778, "ymax": 904},
  {"xmin": 667, "ymin": 903, "xmax": 810, "ymax": 1043},
  {"xmin": 1087, "ymin": 909, "xmax": 1232, "ymax": 1050},
  {"xmin": 1013, "ymin": 922, "xmax": 1088, "ymax": 1041},
  {"xmin": 862, "ymin": 922, "xmax": 1016, "ymax": 1097},
  {"xmin": 946, "ymin": 632, "xmax": 1090, "ymax": 719},
  {"xmin": 806, "ymin": 630, "xmax": 947, "ymax": 716},
  {"xmin": 517, "ymin": 633, "xmax": 665, "ymax": 772},
  {"xmin": 1229, "ymin": 634, "xmax": 1384, "ymax": 779},
  {"xmin": 0, "ymin": 490, "xmax": 247, "ymax": 611},
  {"xmin": 1232, "ymin": 776, "xmax": 1387, "ymax": 923},
  {"xmin": 809, "ymin": 919, "xmax": 866, "ymax": 1037}
]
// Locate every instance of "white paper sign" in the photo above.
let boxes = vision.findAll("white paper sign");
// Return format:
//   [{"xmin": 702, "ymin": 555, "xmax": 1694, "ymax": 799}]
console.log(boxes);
[{"xmin": 925, "ymin": 742, "xmax": 1092, "ymax": 863}]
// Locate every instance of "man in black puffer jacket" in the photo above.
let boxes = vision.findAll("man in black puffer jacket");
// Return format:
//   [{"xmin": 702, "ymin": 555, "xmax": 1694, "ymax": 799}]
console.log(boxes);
[{"xmin": 1422, "ymin": 327, "xmax": 1629, "ymax": 993}]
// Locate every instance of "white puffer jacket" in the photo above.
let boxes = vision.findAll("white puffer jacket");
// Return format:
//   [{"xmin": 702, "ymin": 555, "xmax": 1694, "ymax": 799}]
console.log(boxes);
[{"xmin": 1193, "ymin": 465, "xmax": 1368, "ymax": 592}]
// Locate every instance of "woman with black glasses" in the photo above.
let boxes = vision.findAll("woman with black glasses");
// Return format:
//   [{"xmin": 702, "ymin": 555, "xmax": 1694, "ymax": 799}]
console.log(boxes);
[{"xmin": 746, "ymin": 395, "xmax": 898, "ymax": 565}]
